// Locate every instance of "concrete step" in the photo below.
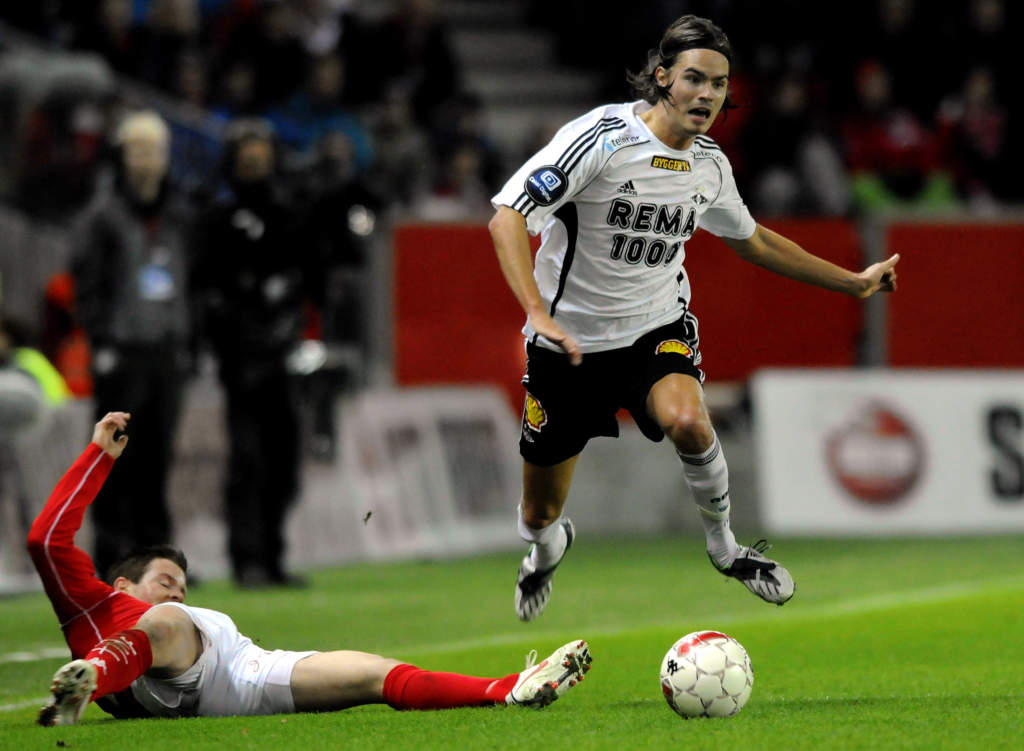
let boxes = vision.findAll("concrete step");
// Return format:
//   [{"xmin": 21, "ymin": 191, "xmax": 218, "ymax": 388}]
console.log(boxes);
[
  {"xmin": 451, "ymin": 27, "xmax": 556, "ymax": 68},
  {"xmin": 484, "ymin": 101, "xmax": 599, "ymax": 157},
  {"xmin": 464, "ymin": 68, "xmax": 604, "ymax": 105},
  {"xmin": 441, "ymin": 0, "xmax": 527, "ymax": 28}
]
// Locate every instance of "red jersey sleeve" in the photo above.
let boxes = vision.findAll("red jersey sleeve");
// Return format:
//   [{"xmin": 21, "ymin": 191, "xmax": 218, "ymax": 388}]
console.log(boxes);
[{"xmin": 26, "ymin": 443, "xmax": 150, "ymax": 656}]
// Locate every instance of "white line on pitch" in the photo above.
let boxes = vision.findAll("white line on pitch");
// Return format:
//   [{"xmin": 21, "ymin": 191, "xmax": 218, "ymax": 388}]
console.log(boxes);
[
  {"xmin": 0, "ymin": 647, "xmax": 70, "ymax": 665},
  {"xmin": 0, "ymin": 698, "xmax": 47, "ymax": 713},
  {"xmin": 396, "ymin": 574, "xmax": 1024, "ymax": 657}
]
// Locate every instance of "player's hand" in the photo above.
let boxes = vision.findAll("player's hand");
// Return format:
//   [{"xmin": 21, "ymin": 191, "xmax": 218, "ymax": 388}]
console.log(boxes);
[
  {"xmin": 92, "ymin": 411, "xmax": 131, "ymax": 459},
  {"xmin": 528, "ymin": 311, "xmax": 582, "ymax": 365},
  {"xmin": 855, "ymin": 253, "xmax": 900, "ymax": 298}
]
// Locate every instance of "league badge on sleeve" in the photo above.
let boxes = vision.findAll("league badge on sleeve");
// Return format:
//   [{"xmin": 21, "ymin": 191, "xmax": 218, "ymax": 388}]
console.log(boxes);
[{"xmin": 525, "ymin": 165, "xmax": 568, "ymax": 206}]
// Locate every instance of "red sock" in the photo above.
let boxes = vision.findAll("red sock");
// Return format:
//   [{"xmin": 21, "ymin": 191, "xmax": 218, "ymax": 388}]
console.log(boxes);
[
  {"xmin": 85, "ymin": 629, "xmax": 153, "ymax": 701},
  {"xmin": 382, "ymin": 664, "xmax": 520, "ymax": 710}
]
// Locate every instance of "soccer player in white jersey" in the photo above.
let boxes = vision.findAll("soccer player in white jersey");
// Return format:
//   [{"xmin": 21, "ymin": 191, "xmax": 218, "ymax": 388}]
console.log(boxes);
[{"xmin": 489, "ymin": 15, "xmax": 900, "ymax": 621}]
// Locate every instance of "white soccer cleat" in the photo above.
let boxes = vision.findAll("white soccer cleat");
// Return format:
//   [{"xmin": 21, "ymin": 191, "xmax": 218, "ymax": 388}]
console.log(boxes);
[
  {"xmin": 712, "ymin": 539, "xmax": 795, "ymax": 605},
  {"xmin": 38, "ymin": 658, "xmax": 98, "ymax": 726},
  {"xmin": 506, "ymin": 639, "xmax": 592, "ymax": 708},
  {"xmin": 514, "ymin": 518, "xmax": 575, "ymax": 621}
]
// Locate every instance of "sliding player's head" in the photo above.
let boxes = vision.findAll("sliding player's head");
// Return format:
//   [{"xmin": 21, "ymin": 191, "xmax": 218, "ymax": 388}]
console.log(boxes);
[
  {"xmin": 627, "ymin": 15, "xmax": 734, "ymax": 135},
  {"xmin": 107, "ymin": 545, "xmax": 189, "ymax": 604}
]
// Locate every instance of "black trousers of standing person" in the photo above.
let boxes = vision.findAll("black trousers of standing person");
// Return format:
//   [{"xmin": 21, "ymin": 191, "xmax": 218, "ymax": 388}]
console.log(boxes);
[
  {"xmin": 90, "ymin": 344, "xmax": 186, "ymax": 579},
  {"xmin": 219, "ymin": 357, "xmax": 301, "ymax": 586}
]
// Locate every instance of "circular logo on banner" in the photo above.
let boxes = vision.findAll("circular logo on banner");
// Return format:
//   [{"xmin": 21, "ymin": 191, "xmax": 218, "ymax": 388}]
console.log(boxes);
[
  {"xmin": 524, "ymin": 165, "xmax": 568, "ymax": 206},
  {"xmin": 825, "ymin": 402, "xmax": 924, "ymax": 505}
]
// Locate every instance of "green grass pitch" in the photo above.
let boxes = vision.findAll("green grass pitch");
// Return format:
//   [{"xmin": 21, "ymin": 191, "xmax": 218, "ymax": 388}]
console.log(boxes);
[{"xmin": 2, "ymin": 534, "xmax": 1023, "ymax": 750}]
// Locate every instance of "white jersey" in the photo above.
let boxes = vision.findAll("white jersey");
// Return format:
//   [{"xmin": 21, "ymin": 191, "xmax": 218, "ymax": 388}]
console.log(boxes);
[{"xmin": 492, "ymin": 101, "xmax": 756, "ymax": 353}]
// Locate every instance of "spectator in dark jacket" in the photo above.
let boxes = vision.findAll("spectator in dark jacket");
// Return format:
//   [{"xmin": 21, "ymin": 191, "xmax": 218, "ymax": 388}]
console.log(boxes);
[
  {"xmin": 71, "ymin": 110, "xmax": 196, "ymax": 578},
  {"xmin": 194, "ymin": 118, "xmax": 318, "ymax": 588}
]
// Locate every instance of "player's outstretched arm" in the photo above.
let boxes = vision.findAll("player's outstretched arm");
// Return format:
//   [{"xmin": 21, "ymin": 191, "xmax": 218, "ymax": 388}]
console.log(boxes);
[
  {"xmin": 27, "ymin": 413, "xmax": 131, "ymax": 625},
  {"xmin": 489, "ymin": 206, "xmax": 582, "ymax": 364},
  {"xmin": 724, "ymin": 224, "xmax": 899, "ymax": 299},
  {"xmin": 93, "ymin": 411, "xmax": 131, "ymax": 458}
]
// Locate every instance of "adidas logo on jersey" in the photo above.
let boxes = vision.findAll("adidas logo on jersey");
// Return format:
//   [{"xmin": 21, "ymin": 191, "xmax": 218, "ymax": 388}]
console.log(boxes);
[{"xmin": 616, "ymin": 180, "xmax": 638, "ymax": 196}]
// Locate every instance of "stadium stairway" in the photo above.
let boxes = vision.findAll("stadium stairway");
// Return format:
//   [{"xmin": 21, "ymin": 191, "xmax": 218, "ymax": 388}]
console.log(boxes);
[{"xmin": 442, "ymin": 0, "xmax": 603, "ymax": 169}]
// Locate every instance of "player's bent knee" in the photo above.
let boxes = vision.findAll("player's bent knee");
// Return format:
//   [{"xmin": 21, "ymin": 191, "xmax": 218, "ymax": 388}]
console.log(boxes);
[
  {"xmin": 659, "ymin": 409, "xmax": 713, "ymax": 452},
  {"xmin": 135, "ymin": 606, "xmax": 186, "ymax": 643},
  {"xmin": 133, "ymin": 605, "xmax": 202, "ymax": 675}
]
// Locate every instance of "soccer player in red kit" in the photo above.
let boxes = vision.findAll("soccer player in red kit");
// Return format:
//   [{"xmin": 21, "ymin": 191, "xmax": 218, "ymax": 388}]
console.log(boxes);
[{"xmin": 29, "ymin": 412, "xmax": 592, "ymax": 725}]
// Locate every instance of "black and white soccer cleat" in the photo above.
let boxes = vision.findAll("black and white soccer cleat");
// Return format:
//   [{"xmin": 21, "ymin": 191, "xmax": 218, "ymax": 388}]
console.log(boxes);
[
  {"xmin": 514, "ymin": 518, "xmax": 575, "ymax": 621},
  {"xmin": 712, "ymin": 539, "xmax": 795, "ymax": 605}
]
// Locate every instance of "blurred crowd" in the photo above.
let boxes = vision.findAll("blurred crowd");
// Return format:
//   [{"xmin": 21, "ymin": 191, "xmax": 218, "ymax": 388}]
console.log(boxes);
[
  {"xmin": 0, "ymin": 0, "xmax": 479, "ymax": 221},
  {"xmin": 534, "ymin": 0, "xmax": 1021, "ymax": 215},
  {"xmin": 1, "ymin": 0, "xmax": 1020, "ymax": 227}
]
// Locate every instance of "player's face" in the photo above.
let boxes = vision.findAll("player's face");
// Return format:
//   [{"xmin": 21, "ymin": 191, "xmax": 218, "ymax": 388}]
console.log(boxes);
[
  {"xmin": 656, "ymin": 48, "xmax": 730, "ymax": 136},
  {"xmin": 127, "ymin": 558, "xmax": 188, "ymax": 604}
]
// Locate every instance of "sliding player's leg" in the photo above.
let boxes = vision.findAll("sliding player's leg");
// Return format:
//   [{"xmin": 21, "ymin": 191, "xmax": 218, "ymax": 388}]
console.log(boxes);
[
  {"xmin": 290, "ymin": 639, "xmax": 593, "ymax": 711},
  {"xmin": 39, "ymin": 604, "xmax": 202, "ymax": 725}
]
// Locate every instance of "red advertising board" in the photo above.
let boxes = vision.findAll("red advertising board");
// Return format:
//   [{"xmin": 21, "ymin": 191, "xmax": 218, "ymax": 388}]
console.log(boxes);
[
  {"xmin": 393, "ymin": 219, "xmax": 864, "ymax": 407},
  {"xmin": 681, "ymin": 219, "xmax": 863, "ymax": 379},
  {"xmin": 885, "ymin": 223, "xmax": 1024, "ymax": 367}
]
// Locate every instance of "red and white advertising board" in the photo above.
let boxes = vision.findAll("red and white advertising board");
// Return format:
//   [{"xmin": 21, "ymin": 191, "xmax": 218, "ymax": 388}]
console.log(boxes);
[{"xmin": 753, "ymin": 369, "xmax": 1024, "ymax": 535}]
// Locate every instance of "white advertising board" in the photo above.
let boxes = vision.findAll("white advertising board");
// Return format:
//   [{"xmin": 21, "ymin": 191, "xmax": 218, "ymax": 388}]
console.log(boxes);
[{"xmin": 752, "ymin": 369, "xmax": 1024, "ymax": 535}]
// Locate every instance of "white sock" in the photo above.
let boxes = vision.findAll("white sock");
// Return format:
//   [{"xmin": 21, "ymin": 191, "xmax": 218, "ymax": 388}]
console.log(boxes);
[
  {"xmin": 517, "ymin": 504, "xmax": 567, "ymax": 571},
  {"xmin": 677, "ymin": 435, "xmax": 738, "ymax": 568}
]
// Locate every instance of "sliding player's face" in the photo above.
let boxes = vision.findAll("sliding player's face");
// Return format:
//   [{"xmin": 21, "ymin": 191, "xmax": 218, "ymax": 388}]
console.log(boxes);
[
  {"xmin": 125, "ymin": 558, "xmax": 188, "ymax": 604},
  {"xmin": 656, "ymin": 48, "xmax": 730, "ymax": 135}
]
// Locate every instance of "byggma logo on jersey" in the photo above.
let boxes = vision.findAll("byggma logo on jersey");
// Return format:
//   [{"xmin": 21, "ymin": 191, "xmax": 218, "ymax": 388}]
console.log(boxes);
[
  {"xmin": 525, "ymin": 165, "xmax": 568, "ymax": 205},
  {"xmin": 651, "ymin": 156, "xmax": 691, "ymax": 172}
]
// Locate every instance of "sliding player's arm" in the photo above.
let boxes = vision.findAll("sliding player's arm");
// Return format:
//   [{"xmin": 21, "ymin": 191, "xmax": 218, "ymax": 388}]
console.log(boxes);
[
  {"xmin": 724, "ymin": 224, "xmax": 899, "ymax": 298},
  {"xmin": 26, "ymin": 412, "xmax": 131, "ymax": 621}
]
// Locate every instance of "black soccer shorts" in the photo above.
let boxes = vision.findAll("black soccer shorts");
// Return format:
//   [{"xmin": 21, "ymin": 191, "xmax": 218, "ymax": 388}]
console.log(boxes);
[{"xmin": 518, "ymin": 312, "xmax": 705, "ymax": 466}]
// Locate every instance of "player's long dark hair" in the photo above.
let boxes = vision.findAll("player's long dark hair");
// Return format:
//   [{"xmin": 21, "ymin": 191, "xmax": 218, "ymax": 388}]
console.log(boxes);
[{"xmin": 627, "ymin": 15, "xmax": 737, "ymax": 112}]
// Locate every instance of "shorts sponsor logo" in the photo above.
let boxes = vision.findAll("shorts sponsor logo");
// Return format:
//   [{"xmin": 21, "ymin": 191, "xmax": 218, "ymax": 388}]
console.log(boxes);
[
  {"xmin": 651, "ymin": 156, "xmax": 691, "ymax": 172},
  {"xmin": 655, "ymin": 339, "xmax": 692, "ymax": 357},
  {"xmin": 525, "ymin": 165, "xmax": 568, "ymax": 205},
  {"xmin": 524, "ymin": 393, "xmax": 548, "ymax": 431}
]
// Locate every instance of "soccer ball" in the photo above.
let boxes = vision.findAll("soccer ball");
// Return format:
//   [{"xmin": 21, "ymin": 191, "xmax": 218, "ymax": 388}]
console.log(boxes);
[{"xmin": 660, "ymin": 630, "xmax": 753, "ymax": 718}]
